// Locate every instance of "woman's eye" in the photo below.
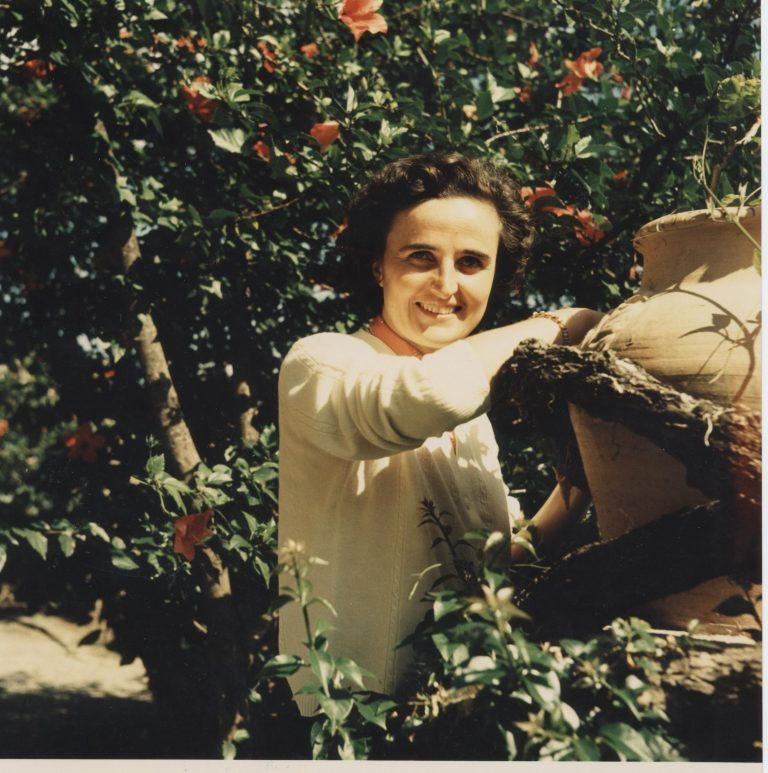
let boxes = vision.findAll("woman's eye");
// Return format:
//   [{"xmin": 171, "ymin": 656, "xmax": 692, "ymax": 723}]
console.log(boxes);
[
  {"xmin": 409, "ymin": 251, "xmax": 435, "ymax": 263},
  {"xmin": 458, "ymin": 256, "xmax": 482, "ymax": 269}
]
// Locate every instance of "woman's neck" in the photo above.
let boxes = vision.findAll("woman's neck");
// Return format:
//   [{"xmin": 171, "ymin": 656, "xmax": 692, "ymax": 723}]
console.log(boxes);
[{"xmin": 368, "ymin": 315, "xmax": 424, "ymax": 357}]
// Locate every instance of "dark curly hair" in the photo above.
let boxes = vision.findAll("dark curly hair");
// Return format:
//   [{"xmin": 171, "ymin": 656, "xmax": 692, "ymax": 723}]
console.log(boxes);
[{"xmin": 337, "ymin": 152, "xmax": 535, "ymax": 316}]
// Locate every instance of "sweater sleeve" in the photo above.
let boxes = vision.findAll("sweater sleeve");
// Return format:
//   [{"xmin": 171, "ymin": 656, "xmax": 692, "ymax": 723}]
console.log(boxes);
[{"xmin": 278, "ymin": 332, "xmax": 491, "ymax": 460}]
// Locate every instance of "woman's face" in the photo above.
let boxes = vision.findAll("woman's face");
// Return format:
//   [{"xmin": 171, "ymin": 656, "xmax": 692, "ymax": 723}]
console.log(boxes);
[{"xmin": 374, "ymin": 196, "xmax": 501, "ymax": 353}]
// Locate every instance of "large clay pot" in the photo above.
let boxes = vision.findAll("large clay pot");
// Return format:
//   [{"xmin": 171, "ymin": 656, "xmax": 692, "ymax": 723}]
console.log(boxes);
[{"xmin": 569, "ymin": 207, "xmax": 761, "ymax": 635}]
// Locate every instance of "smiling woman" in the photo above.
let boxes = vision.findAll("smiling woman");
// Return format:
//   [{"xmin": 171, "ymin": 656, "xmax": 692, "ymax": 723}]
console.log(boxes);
[{"xmin": 277, "ymin": 153, "xmax": 604, "ymax": 714}]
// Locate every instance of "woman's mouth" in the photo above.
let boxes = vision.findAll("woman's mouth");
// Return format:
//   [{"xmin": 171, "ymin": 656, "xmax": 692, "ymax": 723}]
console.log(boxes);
[{"xmin": 416, "ymin": 301, "xmax": 461, "ymax": 317}]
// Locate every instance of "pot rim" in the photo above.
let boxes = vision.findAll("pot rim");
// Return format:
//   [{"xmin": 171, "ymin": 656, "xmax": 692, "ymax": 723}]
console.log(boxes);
[{"xmin": 633, "ymin": 206, "xmax": 760, "ymax": 248}]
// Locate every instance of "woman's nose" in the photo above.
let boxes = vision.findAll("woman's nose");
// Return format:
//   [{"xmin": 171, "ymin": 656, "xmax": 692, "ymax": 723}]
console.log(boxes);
[{"xmin": 432, "ymin": 263, "xmax": 458, "ymax": 297}]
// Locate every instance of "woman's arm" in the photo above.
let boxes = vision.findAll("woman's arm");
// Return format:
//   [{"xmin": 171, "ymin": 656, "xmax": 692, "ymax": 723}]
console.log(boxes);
[
  {"xmin": 510, "ymin": 480, "xmax": 591, "ymax": 563},
  {"xmin": 467, "ymin": 307, "xmax": 604, "ymax": 382}
]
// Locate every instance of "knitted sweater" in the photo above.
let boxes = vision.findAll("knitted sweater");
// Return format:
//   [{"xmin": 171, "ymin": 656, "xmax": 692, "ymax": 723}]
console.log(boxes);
[{"xmin": 277, "ymin": 328, "xmax": 519, "ymax": 715}]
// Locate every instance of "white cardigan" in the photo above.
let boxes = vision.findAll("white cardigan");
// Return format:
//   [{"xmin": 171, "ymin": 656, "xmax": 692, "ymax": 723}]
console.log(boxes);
[{"xmin": 277, "ymin": 328, "xmax": 519, "ymax": 715}]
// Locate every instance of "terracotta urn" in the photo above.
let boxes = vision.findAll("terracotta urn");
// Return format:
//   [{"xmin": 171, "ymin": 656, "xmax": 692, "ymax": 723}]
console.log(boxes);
[{"xmin": 569, "ymin": 207, "xmax": 761, "ymax": 635}]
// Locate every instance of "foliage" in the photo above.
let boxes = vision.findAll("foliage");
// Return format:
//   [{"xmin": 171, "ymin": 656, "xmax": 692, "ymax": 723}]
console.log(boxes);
[
  {"xmin": 265, "ymin": 509, "xmax": 684, "ymax": 761},
  {"xmin": 0, "ymin": 0, "xmax": 759, "ymax": 759}
]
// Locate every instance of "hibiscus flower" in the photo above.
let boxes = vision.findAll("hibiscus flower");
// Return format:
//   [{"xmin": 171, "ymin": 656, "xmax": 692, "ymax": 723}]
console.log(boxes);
[
  {"xmin": 252, "ymin": 140, "xmax": 271, "ymax": 161},
  {"xmin": 556, "ymin": 47, "xmax": 603, "ymax": 96},
  {"xmin": 180, "ymin": 76, "xmax": 219, "ymax": 123},
  {"xmin": 300, "ymin": 42, "xmax": 320, "ymax": 59},
  {"xmin": 173, "ymin": 511, "xmax": 213, "ymax": 561},
  {"xmin": 339, "ymin": 0, "xmax": 388, "ymax": 42},
  {"xmin": 310, "ymin": 121, "xmax": 340, "ymax": 151},
  {"xmin": 63, "ymin": 423, "xmax": 106, "ymax": 464}
]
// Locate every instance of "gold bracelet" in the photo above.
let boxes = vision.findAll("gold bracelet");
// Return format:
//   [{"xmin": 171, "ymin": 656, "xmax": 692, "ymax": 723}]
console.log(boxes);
[{"xmin": 532, "ymin": 311, "xmax": 571, "ymax": 345}]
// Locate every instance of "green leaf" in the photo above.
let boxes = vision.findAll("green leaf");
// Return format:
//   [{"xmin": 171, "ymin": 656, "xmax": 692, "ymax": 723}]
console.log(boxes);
[
  {"xmin": 146, "ymin": 454, "xmax": 165, "ymax": 476},
  {"xmin": 354, "ymin": 695, "xmax": 396, "ymax": 730},
  {"xmin": 221, "ymin": 740, "xmax": 236, "ymax": 760},
  {"xmin": 23, "ymin": 530, "xmax": 47, "ymax": 560},
  {"xmin": 498, "ymin": 725, "xmax": 517, "ymax": 760},
  {"xmin": 434, "ymin": 593, "xmax": 464, "ymax": 621},
  {"xmin": 257, "ymin": 654, "xmax": 303, "ymax": 679},
  {"xmin": 58, "ymin": 533, "xmax": 76, "ymax": 558},
  {"xmin": 573, "ymin": 737, "xmax": 601, "ymax": 761},
  {"xmin": 600, "ymin": 722, "xmax": 654, "ymax": 761},
  {"xmin": 0, "ymin": 545, "xmax": 6, "ymax": 573},
  {"xmin": 334, "ymin": 657, "xmax": 373, "ymax": 689},
  {"xmin": 309, "ymin": 648, "xmax": 335, "ymax": 690},
  {"xmin": 87, "ymin": 523, "xmax": 110, "ymax": 542},
  {"xmin": 317, "ymin": 691, "xmax": 353, "ymax": 724},
  {"xmin": 111, "ymin": 554, "xmax": 140, "ymax": 571},
  {"xmin": 208, "ymin": 128, "xmax": 247, "ymax": 154}
]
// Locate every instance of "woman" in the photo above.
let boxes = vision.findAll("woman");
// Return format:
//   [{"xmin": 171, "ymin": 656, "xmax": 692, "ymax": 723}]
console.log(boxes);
[{"xmin": 278, "ymin": 153, "xmax": 602, "ymax": 714}]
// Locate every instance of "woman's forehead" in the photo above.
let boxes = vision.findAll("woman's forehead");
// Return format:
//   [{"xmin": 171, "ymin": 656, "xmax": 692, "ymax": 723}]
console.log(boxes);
[{"xmin": 386, "ymin": 196, "xmax": 502, "ymax": 246}]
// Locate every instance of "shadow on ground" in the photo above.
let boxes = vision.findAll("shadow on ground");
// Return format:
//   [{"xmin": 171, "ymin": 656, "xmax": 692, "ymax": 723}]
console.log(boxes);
[{"xmin": 0, "ymin": 688, "xmax": 180, "ymax": 758}]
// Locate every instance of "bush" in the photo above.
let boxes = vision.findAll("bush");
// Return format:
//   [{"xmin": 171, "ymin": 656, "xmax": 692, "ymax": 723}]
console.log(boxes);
[{"xmin": 0, "ymin": 0, "xmax": 759, "ymax": 759}]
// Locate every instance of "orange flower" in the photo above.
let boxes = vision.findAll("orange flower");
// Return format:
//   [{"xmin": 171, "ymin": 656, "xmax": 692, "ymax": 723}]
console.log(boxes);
[
  {"xmin": 173, "ymin": 510, "xmax": 213, "ymax": 561},
  {"xmin": 103, "ymin": 369, "xmax": 116, "ymax": 379},
  {"xmin": 555, "ymin": 71, "xmax": 582, "ymax": 96},
  {"xmin": 556, "ymin": 47, "xmax": 603, "ymax": 95},
  {"xmin": 514, "ymin": 83, "xmax": 532, "ymax": 103},
  {"xmin": 119, "ymin": 28, "xmax": 131, "ymax": 40},
  {"xmin": 63, "ymin": 423, "xmax": 106, "ymax": 464},
  {"xmin": 0, "ymin": 241, "xmax": 12, "ymax": 261},
  {"xmin": 176, "ymin": 36, "xmax": 195, "ymax": 53},
  {"xmin": 180, "ymin": 76, "xmax": 219, "ymax": 123},
  {"xmin": 310, "ymin": 121, "xmax": 340, "ymax": 151},
  {"xmin": 0, "ymin": 419, "xmax": 8, "ymax": 439},
  {"xmin": 300, "ymin": 42, "xmax": 319, "ymax": 59},
  {"xmin": 257, "ymin": 41, "xmax": 278, "ymax": 73},
  {"xmin": 612, "ymin": 169, "xmax": 628, "ymax": 181},
  {"xmin": 252, "ymin": 140, "xmax": 271, "ymax": 161},
  {"xmin": 528, "ymin": 42, "xmax": 539, "ymax": 66},
  {"xmin": 22, "ymin": 59, "xmax": 55, "ymax": 79},
  {"xmin": 339, "ymin": 0, "xmax": 388, "ymax": 42}
]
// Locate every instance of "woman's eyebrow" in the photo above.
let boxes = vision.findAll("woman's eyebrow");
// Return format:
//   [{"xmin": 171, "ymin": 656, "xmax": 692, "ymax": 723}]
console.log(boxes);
[
  {"xmin": 398, "ymin": 242, "xmax": 437, "ymax": 252},
  {"xmin": 398, "ymin": 243, "xmax": 491, "ymax": 261}
]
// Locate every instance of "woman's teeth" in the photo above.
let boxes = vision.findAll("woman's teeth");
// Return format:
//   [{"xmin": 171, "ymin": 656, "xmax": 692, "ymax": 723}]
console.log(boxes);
[{"xmin": 417, "ymin": 302, "xmax": 459, "ymax": 315}]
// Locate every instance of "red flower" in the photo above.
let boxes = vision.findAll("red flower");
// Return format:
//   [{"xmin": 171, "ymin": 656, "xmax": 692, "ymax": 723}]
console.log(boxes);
[
  {"xmin": 514, "ymin": 83, "xmax": 533, "ymax": 103},
  {"xmin": 257, "ymin": 41, "xmax": 278, "ymax": 73},
  {"xmin": 0, "ymin": 241, "xmax": 12, "ymax": 261},
  {"xmin": 528, "ymin": 42, "xmax": 539, "ymax": 66},
  {"xmin": 572, "ymin": 209, "xmax": 606, "ymax": 246},
  {"xmin": 63, "ymin": 423, "xmax": 106, "ymax": 464},
  {"xmin": 0, "ymin": 419, "xmax": 8, "ymax": 439},
  {"xmin": 556, "ymin": 47, "xmax": 603, "ymax": 95},
  {"xmin": 300, "ymin": 42, "xmax": 320, "ymax": 59},
  {"xmin": 520, "ymin": 186, "xmax": 560, "ymax": 212},
  {"xmin": 173, "ymin": 510, "xmax": 213, "ymax": 561},
  {"xmin": 339, "ymin": 0, "xmax": 388, "ymax": 42},
  {"xmin": 252, "ymin": 140, "xmax": 271, "ymax": 161},
  {"xmin": 310, "ymin": 121, "xmax": 340, "ymax": 151},
  {"xmin": 103, "ymin": 369, "xmax": 116, "ymax": 379},
  {"xmin": 180, "ymin": 76, "xmax": 219, "ymax": 123},
  {"xmin": 613, "ymin": 169, "xmax": 629, "ymax": 181},
  {"xmin": 22, "ymin": 59, "xmax": 55, "ymax": 80}
]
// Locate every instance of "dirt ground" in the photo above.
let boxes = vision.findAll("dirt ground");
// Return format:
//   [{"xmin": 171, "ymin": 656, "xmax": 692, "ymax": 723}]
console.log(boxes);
[{"xmin": 0, "ymin": 608, "xmax": 172, "ymax": 759}]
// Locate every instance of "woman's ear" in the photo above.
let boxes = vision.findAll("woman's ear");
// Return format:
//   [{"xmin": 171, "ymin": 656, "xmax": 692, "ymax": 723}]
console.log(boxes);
[{"xmin": 372, "ymin": 260, "xmax": 383, "ymax": 287}]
